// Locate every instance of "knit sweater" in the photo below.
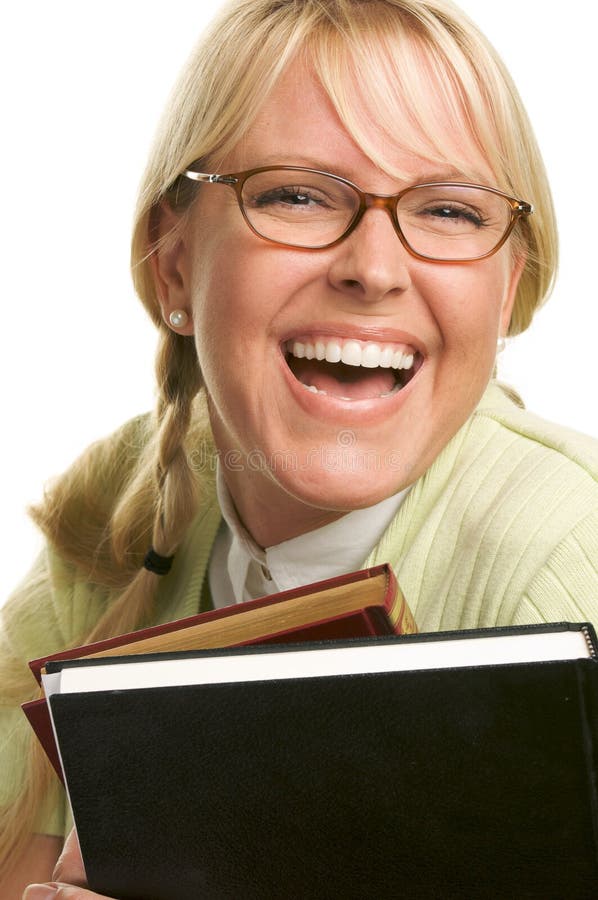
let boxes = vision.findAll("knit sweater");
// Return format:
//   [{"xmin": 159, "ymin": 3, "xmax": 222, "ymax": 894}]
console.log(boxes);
[{"xmin": 1, "ymin": 381, "xmax": 596, "ymax": 837}]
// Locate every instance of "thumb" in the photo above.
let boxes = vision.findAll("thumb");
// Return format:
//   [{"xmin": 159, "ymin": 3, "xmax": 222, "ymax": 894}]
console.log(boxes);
[
  {"xmin": 23, "ymin": 829, "xmax": 119, "ymax": 899},
  {"xmin": 52, "ymin": 828, "xmax": 87, "ymax": 886}
]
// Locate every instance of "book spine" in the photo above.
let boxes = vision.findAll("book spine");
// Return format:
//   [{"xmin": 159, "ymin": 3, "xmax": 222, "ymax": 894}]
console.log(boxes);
[{"xmin": 581, "ymin": 624, "xmax": 598, "ymax": 659}]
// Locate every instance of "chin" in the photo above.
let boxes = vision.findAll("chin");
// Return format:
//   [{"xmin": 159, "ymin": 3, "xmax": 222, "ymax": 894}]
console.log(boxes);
[{"xmin": 272, "ymin": 459, "xmax": 410, "ymax": 513}]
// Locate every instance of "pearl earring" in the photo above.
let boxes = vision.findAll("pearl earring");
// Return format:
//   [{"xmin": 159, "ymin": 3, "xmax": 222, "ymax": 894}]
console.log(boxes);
[
  {"xmin": 169, "ymin": 309, "xmax": 188, "ymax": 329},
  {"xmin": 496, "ymin": 337, "xmax": 506, "ymax": 355}
]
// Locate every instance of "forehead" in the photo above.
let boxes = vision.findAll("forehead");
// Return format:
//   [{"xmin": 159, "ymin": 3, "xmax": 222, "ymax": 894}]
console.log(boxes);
[{"xmin": 223, "ymin": 55, "xmax": 496, "ymax": 187}]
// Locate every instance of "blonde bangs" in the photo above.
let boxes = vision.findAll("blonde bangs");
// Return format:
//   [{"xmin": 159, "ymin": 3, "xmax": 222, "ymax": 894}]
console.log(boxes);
[{"xmin": 309, "ymin": 24, "xmax": 498, "ymax": 184}]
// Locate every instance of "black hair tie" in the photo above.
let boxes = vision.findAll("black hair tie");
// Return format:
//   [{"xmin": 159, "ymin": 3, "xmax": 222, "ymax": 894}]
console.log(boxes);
[{"xmin": 143, "ymin": 547, "xmax": 175, "ymax": 576}]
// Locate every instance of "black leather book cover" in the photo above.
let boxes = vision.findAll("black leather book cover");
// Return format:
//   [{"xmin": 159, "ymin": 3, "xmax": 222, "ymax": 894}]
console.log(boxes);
[{"xmin": 49, "ymin": 648, "xmax": 598, "ymax": 899}]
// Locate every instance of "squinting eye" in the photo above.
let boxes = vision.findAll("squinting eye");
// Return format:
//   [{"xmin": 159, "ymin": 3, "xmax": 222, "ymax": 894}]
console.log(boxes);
[
  {"xmin": 422, "ymin": 205, "xmax": 486, "ymax": 227},
  {"xmin": 250, "ymin": 187, "xmax": 330, "ymax": 209}
]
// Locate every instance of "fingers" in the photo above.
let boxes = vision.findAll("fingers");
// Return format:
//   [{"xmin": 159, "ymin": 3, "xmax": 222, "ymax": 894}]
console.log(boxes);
[
  {"xmin": 52, "ymin": 829, "xmax": 86, "ymax": 886},
  {"xmin": 23, "ymin": 829, "xmax": 117, "ymax": 899}
]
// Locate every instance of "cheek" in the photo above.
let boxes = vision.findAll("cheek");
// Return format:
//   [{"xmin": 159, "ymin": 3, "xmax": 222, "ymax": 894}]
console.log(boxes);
[
  {"xmin": 187, "ymin": 233, "xmax": 249, "ymax": 361},
  {"xmin": 190, "ymin": 228, "xmax": 323, "ymax": 347},
  {"xmin": 425, "ymin": 260, "xmax": 511, "ymax": 354},
  {"xmin": 186, "ymin": 236, "xmax": 293, "ymax": 397}
]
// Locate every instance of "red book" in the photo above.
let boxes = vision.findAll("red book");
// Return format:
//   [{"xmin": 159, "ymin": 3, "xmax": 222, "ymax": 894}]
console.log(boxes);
[{"xmin": 23, "ymin": 564, "xmax": 415, "ymax": 780}]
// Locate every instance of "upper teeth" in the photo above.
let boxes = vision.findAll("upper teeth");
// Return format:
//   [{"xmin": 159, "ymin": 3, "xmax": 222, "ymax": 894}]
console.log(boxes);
[{"xmin": 286, "ymin": 338, "xmax": 415, "ymax": 370}]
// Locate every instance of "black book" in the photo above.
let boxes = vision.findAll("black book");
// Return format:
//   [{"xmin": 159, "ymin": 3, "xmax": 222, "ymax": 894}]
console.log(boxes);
[{"xmin": 44, "ymin": 622, "xmax": 598, "ymax": 900}]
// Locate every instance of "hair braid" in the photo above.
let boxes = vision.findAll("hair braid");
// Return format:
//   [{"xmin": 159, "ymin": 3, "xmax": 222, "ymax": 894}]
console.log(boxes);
[
  {"xmin": 153, "ymin": 333, "xmax": 202, "ymax": 550},
  {"xmin": 86, "ymin": 327, "xmax": 202, "ymax": 641}
]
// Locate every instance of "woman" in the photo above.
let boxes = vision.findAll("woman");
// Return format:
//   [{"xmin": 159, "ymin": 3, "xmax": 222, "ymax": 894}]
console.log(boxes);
[{"xmin": 3, "ymin": 0, "xmax": 596, "ymax": 895}]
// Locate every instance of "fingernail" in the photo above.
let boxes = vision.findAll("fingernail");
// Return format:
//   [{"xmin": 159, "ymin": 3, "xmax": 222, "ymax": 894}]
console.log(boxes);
[{"xmin": 22, "ymin": 884, "xmax": 58, "ymax": 900}]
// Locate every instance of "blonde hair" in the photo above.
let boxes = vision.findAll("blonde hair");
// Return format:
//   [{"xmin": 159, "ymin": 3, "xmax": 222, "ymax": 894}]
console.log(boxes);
[{"xmin": 1, "ymin": 0, "xmax": 558, "ymax": 875}]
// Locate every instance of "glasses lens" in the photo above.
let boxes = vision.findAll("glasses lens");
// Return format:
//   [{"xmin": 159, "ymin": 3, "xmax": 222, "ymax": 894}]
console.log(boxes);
[
  {"xmin": 397, "ymin": 184, "xmax": 512, "ymax": 260},
  {"xmin": 240, "ymin": 170, "xmax": 359, "ymax": 248}
]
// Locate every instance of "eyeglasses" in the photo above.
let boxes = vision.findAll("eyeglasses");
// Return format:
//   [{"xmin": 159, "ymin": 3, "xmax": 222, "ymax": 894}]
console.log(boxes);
[{"xmin": 182, "ymin": 165, "xmax": 532, "ymax": 262}]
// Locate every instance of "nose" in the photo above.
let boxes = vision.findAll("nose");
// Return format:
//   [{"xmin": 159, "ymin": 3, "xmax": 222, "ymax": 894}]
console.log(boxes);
[{"xmin": 327, "ymin": 204, "xmax": 413, "ymax": 304}]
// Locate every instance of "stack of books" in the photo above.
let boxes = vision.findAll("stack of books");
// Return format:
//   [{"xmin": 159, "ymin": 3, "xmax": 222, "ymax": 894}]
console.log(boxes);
[{"xmin": 24, "ymin": 565, "xmax": 598, "ymax": 899}]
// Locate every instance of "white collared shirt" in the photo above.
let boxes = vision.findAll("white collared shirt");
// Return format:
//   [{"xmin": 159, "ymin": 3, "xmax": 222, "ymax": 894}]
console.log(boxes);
[{"xmin": 208, "ymin": 464, "xmax": 408, "ymax": 608}]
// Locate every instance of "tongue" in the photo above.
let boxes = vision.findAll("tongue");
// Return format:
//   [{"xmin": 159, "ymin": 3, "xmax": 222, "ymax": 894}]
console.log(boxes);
[{"xmin": 289, "ymin": 358, "xmax": 396, "ymax": 400}]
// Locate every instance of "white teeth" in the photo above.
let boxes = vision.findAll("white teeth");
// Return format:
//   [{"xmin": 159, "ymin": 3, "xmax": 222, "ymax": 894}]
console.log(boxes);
[
  {"xmin": 325, "ymin": 341, "xmax": 342, "ymax": 363},
  {"xmin": 379, "ymin": 347, "xmax": 394, "ymax": 368},
  {"xmin": 341, "ymin": 340, "xmax": 362, "ymax": 366},
  {"xmin": 305, "ymin": 384, "xmax": 317, "ymax": 393},
  {"xmin": 287, "ymin": 338, "xmax": 417, "ymax": 370},
  {"xmin": 361, "ymin": 344, "xmax": 381, "ymax": 368}
]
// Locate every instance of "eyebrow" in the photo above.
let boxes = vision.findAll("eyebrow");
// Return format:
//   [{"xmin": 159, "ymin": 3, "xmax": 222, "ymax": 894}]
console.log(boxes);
[{"xmin": 239, "ymin": 155, "xmax": 492, "ymax": 187}]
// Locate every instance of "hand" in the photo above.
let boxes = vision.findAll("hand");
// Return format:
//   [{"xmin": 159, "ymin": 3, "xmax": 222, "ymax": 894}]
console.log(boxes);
[{"xmin": 22, "ymin": 828, "xmax": 116, "ymax": 900}]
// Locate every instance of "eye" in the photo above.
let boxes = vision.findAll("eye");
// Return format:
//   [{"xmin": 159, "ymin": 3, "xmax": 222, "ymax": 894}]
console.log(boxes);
[
  {"xmin": 419, "ymin": 203, "xmax": 487, "ymax": 228},
  {"xmin": 399, "ymin": 186, "xmax": 499, "ymax": 234},
  {"xmin": 249, "ymin": 185, "xmax": 332, "ymax": 210}
]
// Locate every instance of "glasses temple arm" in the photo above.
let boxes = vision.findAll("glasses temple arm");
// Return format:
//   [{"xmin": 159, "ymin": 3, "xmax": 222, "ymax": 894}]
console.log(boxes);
[{"xmin": 183, "ymin": 170, "xmax": 238, "ymax": 185}]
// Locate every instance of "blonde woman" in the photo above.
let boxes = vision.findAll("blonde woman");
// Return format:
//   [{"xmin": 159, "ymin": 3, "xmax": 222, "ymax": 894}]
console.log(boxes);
[{"xmin": 2, "ymin": 0, "xmax": 596, "ymax": 895}]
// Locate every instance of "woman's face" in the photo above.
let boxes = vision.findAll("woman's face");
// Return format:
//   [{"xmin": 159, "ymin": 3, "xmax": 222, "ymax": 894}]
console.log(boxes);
[{"xmin": 158, "ymin": 61, "xmax": 524, "ymax": 546}]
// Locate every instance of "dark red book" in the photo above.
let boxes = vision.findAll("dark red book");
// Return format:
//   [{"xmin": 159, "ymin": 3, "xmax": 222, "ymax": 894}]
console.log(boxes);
[{"xmin": 23, "ymin": 564, "xmax": 414, "ymax": 779}]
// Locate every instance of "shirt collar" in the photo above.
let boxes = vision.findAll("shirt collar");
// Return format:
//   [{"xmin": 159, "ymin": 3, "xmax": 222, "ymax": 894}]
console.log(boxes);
[{"xmin": 213, "ymin": 462, "xmax": 409, "ymax": 604}]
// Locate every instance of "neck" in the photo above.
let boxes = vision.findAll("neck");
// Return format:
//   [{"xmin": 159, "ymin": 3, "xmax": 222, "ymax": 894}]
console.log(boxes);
[{"xmin": 220, "ymin": 466, "xmax": 345, "ymax": 548}]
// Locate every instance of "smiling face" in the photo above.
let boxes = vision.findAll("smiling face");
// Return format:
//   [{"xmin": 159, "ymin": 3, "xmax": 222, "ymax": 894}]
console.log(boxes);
[{"xmin": 155, "ymin": 59, "xmax": 524, "ymax": 547}]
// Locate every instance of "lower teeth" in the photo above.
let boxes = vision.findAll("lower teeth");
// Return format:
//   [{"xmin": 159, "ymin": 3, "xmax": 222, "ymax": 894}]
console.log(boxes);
[
  {"xmin": 380, "ymin": 382, "xmax": 403, "ymax": 398},
  {"xmin": 301, "ymin": 382, "xmax": 401, "ymax": 398}
]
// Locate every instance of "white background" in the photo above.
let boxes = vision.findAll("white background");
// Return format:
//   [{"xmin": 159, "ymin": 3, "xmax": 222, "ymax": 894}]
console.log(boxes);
[{"xmin": 1, "ymin": 1, "xmax": 596, "ymax": 605}]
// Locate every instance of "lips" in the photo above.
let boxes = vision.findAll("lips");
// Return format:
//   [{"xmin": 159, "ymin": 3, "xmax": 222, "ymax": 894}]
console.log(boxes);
[{"xmin": 283, "ymin": 334, "xmax": 421, "ymax": 401}]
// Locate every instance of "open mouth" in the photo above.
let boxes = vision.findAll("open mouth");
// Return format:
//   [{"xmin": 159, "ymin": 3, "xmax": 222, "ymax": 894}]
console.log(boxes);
[{"xmin": 283, "ymin": 336, "xmax": 422, "ymax": 401}]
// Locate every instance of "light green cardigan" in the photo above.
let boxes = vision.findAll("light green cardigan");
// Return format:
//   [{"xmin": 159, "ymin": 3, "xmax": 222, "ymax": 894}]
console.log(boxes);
[{"xmin": 1, "ymin": 381, "xmax": 597, "ymax": 836}]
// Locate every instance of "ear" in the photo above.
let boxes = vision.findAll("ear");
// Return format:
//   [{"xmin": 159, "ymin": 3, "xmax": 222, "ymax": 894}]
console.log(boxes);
[
  {"xmin": 149, "ymin": 200, "xmax": 195, "ymax": 335},
  {"xmin": 499, "ymin": 251, "xmax": 527, "ymax": 337}
]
